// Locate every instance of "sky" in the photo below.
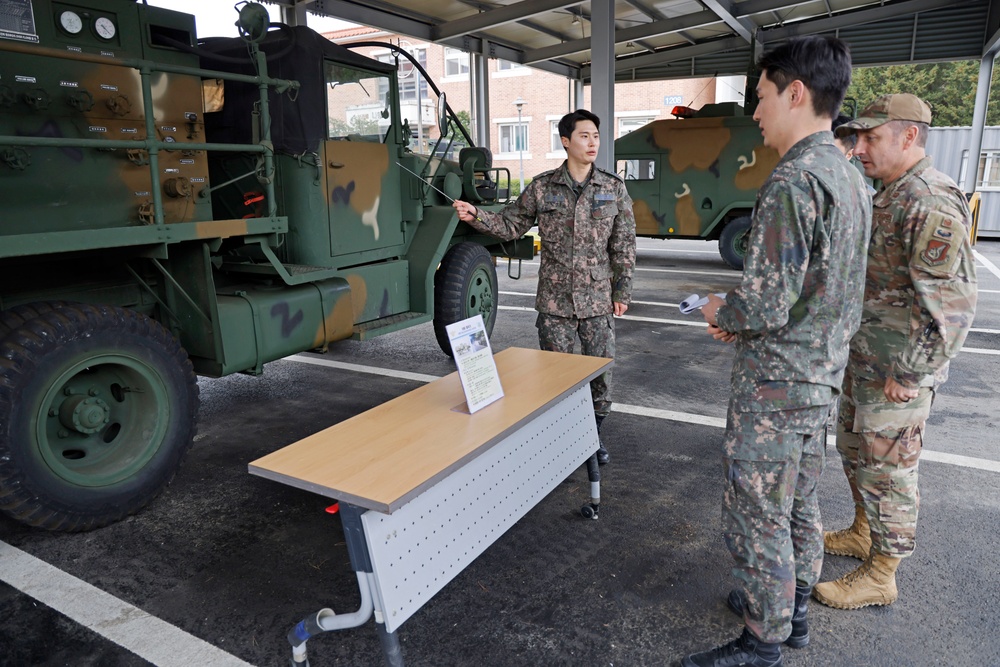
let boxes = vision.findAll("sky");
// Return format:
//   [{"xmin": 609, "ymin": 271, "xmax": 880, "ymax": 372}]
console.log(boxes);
[{"xmin": 145, "ymin": 1, "xmax": 356, "ymax": 39}]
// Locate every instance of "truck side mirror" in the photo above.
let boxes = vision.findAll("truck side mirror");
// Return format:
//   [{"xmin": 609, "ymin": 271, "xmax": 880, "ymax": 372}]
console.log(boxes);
[{"xmin": 437, "ymin": 92, "xmax": 449, "ymax": 137}]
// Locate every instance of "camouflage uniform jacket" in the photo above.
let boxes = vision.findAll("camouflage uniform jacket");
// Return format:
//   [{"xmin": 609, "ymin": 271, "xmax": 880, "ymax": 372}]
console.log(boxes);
[
  {"xmin": 716, "ymin": 131, "xmax": 872, "ymax": 415},
  {"xmin": 847, "ymin": 157, "xmax": 977, "ymax": 428},
  {"xmin": 468, "ymin": 161, "xmax": 636, "ymax": 319}
]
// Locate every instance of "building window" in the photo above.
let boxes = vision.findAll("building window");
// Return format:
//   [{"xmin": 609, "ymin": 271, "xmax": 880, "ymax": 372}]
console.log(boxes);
[
  {"xmin": 618, "ymin": 116, "xmax": 655, "ymax": 137},
  {"xmin": 550, "ymin": 121, "xmax": 564, "ymax": 152},
  {"xmin": 617, "ymin": 159, "xmax": 656, "ymax": 180},
  {"xmin": 377, "ymin": 49, "xmax": 428, "ymax": 102},
  {"xmin": 959, "ymin": 149, "xmax": 969, "ymax": 187},
  {"xmin": 497, "ymin": 59, "xmax": 524, "ymax": 71},
  {"xmin": 444, "ymin": 47, "xmax": 469, "ymax": 77},
  {"xmin": 499, "ymin": 122, "xmax": 528, "ymax": 153},
  {"xmin": 977, "ymin": 150, "xmax": 1000, "ymax": 189}
]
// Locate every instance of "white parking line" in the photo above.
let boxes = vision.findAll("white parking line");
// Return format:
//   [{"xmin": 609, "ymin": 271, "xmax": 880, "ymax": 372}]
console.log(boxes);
[
  {"xmin": 0, "ymin": 541, "xmax": 253, "ymax": 667},
  {"xmin": 638, "ymin": 247, "xmax": 719, "ymax": 254},
  {"xmin": 974, "ymin": 250, "xmax": 1000, "ymax": 281},
  {"xmin": 497, "ymin": 305, "xmax": 708, "ymax": 328},
  {"xmin": 285, "ymin": 356, "xmax": 1000, "ymax": 473},
  {"xmin": 497, "ymin": 306, "xmax": 1000, "ymax": 341},
  {"xmin": 637, "ymin": 267, "xmax": 742, "ymax": 277}
]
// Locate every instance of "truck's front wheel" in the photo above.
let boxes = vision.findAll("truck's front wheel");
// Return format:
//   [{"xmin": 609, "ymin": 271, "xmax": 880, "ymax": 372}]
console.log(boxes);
[
  {"xmin": 719, "ymin": 216, "xmax": 753, "ymax": 271},
  {"xmin": 0, "ymin": 304, "xmax": 199, "ymax": 531},
  {"xmin": 433, "ymin": 242, "xmax": 499, "ymax": 356}
]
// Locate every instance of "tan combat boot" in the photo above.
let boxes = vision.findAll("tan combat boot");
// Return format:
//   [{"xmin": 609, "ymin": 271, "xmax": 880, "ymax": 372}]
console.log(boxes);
[
  {"xmin": 823, "ymin": 504, "xmax": 872, "ymax": 559},
  {"xmin": 812, "ymin": 552, "xmax": 901, "ymax": 609}
]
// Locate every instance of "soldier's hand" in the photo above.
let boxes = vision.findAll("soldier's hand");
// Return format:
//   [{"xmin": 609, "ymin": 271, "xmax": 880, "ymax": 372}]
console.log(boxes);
[
  {"xmin": 702, "ymin": 294, "xmax": 725, "ymax": 325},
  {"xmin": 613, "ymin": 302, "xmax": 628, "ymax": 316},
  {"xmin": 708, "ymin": 324, "xmax": 736, "ymax": 343},
  {"xmin": 884, "ymin": 377, "xmax": 919, "ymax": 403},
  {"xmin": 453, "ymin": 200, "xmax": 478, "ymax": 222}
]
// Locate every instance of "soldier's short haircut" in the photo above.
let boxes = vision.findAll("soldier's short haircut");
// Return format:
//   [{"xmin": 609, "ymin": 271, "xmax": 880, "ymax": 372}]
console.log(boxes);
[
  {"xmin": 558, "ymin": 109, "xmax": 601, "ymax": 140},
  {"xmin": 757, "ymin": 36, "xmax": 852, "ymax": 120},
  {"xmin": 832, "ymin": 114, "xmax": 857, "ymax": 149},
  {"xmin": 886, "ymin": 119, "xmax": 930, "ymax": 148}
]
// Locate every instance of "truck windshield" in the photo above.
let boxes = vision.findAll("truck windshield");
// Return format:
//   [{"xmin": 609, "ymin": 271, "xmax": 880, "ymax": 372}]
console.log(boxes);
[{"xmin": 325, "ymin": 62, "xmax": 393, "ymax": 143}]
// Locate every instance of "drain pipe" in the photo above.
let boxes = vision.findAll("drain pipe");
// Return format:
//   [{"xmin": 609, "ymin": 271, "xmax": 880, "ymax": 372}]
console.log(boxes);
[
  {"xmin": 287, "ymin": 571, "xmax": 375, "ymax": 666},
  {"xmin": 287, "ymin": 503, "xmax": 378, "ymax": 666}
]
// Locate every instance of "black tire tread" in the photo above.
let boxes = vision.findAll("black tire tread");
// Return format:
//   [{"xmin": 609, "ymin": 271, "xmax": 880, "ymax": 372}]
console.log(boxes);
[
  {"xmin": 433, "ymin": 242, "xmax": 499, "ymax": 356},
  {"xmin": 719, "ymin": 216, "xmax": 752, "ymax": 271}
]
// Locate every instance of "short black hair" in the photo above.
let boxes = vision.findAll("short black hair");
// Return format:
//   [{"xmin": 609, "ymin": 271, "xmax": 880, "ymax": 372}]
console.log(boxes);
[
  {"xmin": 757, "ymin": 36, "xmax": 852, "ymax": 119},
  {"xmin": 558, "ymin": 109, "xmax": 600, "ymax": 140},
  {"xmin": 832, "ymin": 114, "xmax": 857, "ymax": 149}
]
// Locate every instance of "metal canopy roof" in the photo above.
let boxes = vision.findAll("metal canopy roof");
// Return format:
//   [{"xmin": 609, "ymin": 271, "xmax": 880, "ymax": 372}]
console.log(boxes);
[{"xmin": 284, "ymin": 0, "xmax": 999, "ymax": 82}]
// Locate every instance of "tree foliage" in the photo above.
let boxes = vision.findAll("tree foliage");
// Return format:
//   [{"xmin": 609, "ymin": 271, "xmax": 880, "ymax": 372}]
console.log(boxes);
[{"xmin": 846, "ymin": 60, "xmax": 1000, "ymax": 126}]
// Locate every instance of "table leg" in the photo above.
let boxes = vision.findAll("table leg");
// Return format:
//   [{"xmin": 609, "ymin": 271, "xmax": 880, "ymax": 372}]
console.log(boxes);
[{"xmin": 581, "ymin": 452, "xmax": 601, "ymax": 519}]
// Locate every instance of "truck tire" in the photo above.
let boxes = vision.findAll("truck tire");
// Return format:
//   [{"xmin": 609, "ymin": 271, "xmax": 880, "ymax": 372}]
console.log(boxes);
[
  {"xmin": 0, "ymin": 304, "xmax": 199, "ymax": 531},
  {"xmin": 0, "ymin": 301, "xmax": 73, "ymax": 341},
  {"xmin": 433, "ymin": 242, "xmax": 499, "ymax": 356},
  {"xmin": 719, "ymin": 216, "xmax": 753, "ymax": 271}
]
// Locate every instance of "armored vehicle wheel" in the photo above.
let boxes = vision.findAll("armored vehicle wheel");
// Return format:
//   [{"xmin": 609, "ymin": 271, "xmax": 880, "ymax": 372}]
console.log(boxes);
[
  {"xmin": 0, "ymin": 304, "xmax": 199, "ymax": 531},
  {"xmin": 719, "ymin": 216, "xmax": 752, "ymax": 271},
  {"xmin": 433, "ymin": 242, "xmax": 499, "ymax": 356}
]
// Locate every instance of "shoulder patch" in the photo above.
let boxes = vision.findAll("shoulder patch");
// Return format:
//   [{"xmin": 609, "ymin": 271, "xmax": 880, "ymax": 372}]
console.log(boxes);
[{"xmin": 914, "ymin": 210, "xmax": 963, "ymax": 275}]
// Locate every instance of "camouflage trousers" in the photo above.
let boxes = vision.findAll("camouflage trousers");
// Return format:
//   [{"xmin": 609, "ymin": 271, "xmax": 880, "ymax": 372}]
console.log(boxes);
[
  {"xmin": 836, "ymin": 390, "xmax": 928, "ymax": 558},
  {"xmin": 536, "ymin": 312, "xmax": 614, "ymax": 417},
  {"xmin": 722, "ymin": 405, "xmax": 829, "ymax": 644}
]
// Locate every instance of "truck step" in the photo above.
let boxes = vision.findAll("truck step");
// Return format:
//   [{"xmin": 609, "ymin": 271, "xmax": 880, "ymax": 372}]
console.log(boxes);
[
  {"xmin": 353, "ymin": 312, "xmax": 432, "ymax": 340},
  {"xmin": 220, "ymin": 261, "xmax": 340, "ymax": 285}
]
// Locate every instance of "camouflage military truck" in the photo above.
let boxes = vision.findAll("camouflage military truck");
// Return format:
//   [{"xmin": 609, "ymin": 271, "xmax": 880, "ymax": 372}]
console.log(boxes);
[
  {"xmin": 0, "ymin": 1, "xmax": 527, "ymax": 531},
  {"xmin": 615, "ymin": 102, "xmax": 779, "ymax": 270}
]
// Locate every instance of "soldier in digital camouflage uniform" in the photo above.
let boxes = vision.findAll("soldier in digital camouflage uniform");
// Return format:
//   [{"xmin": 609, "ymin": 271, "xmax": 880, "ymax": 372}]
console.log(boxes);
[
  {"xmin": 453, "ymin": 109, "xmax": 636, "ymax": 465},
  {"xmin": 812, "ymin": 94, "xmax": 977, "ymax": 610},
  {"xmin": 686, "ymin": 36, "xmax": 869, "ymax": 667}
]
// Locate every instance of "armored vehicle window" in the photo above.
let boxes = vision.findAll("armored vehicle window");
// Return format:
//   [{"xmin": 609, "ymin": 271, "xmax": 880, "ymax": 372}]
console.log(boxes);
[
  {"xmin": 618, "ymin": 159, "xmax": 656, "ymax": 181},
  {"xmin": 325, "ymin": 62, "xmax": 393, "ymax": 143}
]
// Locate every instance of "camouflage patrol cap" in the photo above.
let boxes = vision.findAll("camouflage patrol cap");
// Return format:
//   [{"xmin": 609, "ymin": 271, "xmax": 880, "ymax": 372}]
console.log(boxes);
[{"xmin": 834, "ymin": 94, "xmax": 932, "ymax": 137}]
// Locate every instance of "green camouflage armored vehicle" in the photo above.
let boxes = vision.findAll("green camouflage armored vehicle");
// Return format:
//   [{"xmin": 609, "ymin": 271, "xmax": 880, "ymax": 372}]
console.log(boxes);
[
  {"xmin": 0, "ymin": 1, "xmax": 527, "ymax": 531},
  {"xmin": 615, "ymin": 102, "xmax": 778, "ymax": 270}
]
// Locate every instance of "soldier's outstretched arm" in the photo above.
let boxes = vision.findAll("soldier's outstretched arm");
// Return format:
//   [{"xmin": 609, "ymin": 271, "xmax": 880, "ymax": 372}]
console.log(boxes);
[{"xmin": 452, "ymin": 182, "xmax": 539, "ymax": 242}]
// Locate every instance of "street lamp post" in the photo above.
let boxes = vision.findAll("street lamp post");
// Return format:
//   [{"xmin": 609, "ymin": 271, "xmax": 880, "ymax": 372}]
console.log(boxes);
[{"xmin": 513, "ymin": 97, "xmax": 525, "ymax": 193}]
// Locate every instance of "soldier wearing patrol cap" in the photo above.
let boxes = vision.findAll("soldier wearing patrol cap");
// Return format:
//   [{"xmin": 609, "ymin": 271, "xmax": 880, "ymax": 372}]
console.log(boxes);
[
  {"xmin": 453, "ymin": 110, "xmax": 636, "ymax": 465},
  {"xmin": 813, "ymin": 94, "xmax": 978, "ymax": 610}
]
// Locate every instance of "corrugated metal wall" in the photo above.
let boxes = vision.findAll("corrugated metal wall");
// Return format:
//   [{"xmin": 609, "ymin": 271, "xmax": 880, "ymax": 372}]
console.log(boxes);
[{"xmin": 926, "ymin": 126, "xmax": 1000, "ymax": 238}]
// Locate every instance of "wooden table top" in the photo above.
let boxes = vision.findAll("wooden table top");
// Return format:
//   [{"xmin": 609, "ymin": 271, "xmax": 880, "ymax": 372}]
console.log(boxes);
[{"xmin": 248, "ymin": 347, "xmax": 611, "ymax": 513}]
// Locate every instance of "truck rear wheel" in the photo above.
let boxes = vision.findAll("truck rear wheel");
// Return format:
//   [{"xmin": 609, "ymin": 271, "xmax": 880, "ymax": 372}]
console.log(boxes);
[
  {"xmin": 719, "ymin": 216, "xmax": 753, "ymax": 271},
  {"xmin": 433, "ymin": 242, "xmax": 499, "ymax": 356},
  {"xmin": 0, "ymin": 304, "xmax": 199, "ymax": 531},
  {"xmin": 0, "ymin": 301, "xmax": 72, "ymax": 341}
]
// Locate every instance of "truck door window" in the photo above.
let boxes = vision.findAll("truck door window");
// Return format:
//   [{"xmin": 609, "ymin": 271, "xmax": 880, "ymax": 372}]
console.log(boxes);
[
  {"xmin": 617, "ymin": 158, "xmax": 656, "ymax": 180},
  {"xmin": 325, "ymin": 62, "xmax": 393, "ymax": 142}
]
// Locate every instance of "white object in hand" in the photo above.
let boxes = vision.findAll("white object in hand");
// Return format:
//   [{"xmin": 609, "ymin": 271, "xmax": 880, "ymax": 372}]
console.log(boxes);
[{"xmin": 678, "ymin": 293, "xmax": 727, "ymax": 315}]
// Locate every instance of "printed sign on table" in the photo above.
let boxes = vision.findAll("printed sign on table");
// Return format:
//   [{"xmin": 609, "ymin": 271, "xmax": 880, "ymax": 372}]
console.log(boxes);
[{"xmin": 445, "ymin": 315, "xmax": 504, "ymax": 413}]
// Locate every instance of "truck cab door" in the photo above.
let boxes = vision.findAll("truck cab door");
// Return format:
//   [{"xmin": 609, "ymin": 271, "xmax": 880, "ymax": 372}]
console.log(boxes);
[{"xmin": 324, "ymin": 139, "xmax": 404, "ymax": 257}]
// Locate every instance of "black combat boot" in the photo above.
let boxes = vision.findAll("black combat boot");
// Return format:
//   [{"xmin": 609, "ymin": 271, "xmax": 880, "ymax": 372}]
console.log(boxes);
[
  {"xmin": 727, "ymin": 585, "xmax": 810, "ymax": 648},
  {"xmin": 681, "ymin": 627, "xmax": 782, "ymax": 667},
  {"xmin": 594, "ymin": 414, "xmax": 609, "ymax": 465}
]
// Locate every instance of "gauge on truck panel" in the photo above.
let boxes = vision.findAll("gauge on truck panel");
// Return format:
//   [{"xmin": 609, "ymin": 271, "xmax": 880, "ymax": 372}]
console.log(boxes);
[
  {"xmin": 94, "ymin": 16, "xmax": 116, "ymax": 40},
  {"xmin": 59, "ymin": 10, "xmax": 83, "ymax": 34}
]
